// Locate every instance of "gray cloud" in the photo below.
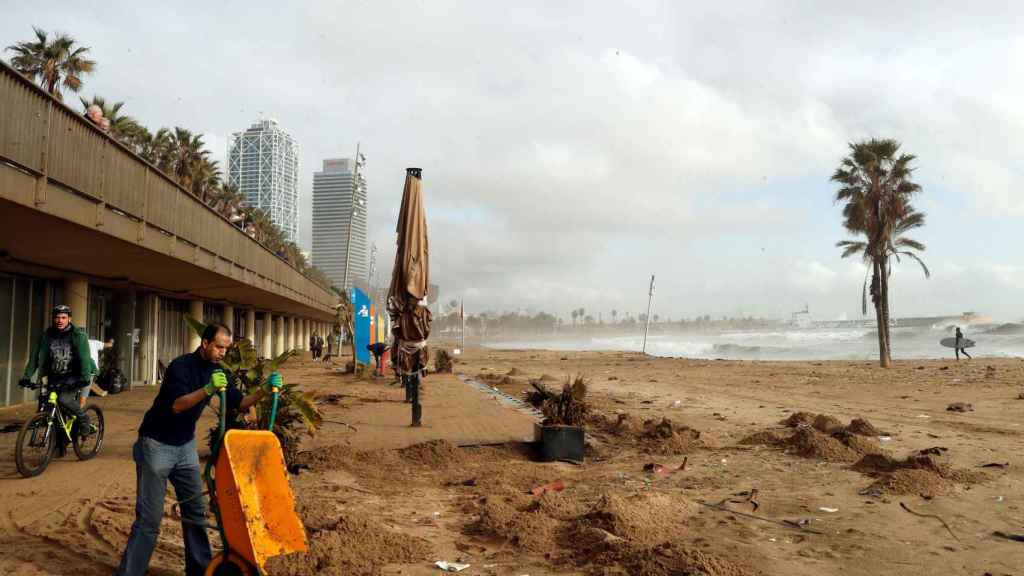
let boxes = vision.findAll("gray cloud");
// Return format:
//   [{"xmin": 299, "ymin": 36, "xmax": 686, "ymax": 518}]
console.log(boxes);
[{"xmin": 4, "ymin": 1, "xmax": 1021, "ymax": 321}]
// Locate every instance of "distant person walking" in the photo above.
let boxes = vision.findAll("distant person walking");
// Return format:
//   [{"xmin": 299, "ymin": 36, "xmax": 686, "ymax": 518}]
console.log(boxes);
[
  {"xmin": 309, "ymin": 332, "xmax": 320, "ymax": 360},
  {"xmin": 955, "ymin": 326, "xmax": 972, "ymax": 360},
  {"xmin": 367, "ymin": 341, "xmax": 389, "ymax": 376}
]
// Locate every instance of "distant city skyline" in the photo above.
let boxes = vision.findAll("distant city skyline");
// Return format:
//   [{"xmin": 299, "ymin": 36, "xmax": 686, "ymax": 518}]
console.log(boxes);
[
  {"xmin": 227, "ymin": 119, "xmax": 300, "ymax": 243},
  {"xmin": 311, "ymin": 157, "xmax": 368, "ymax": 291}
]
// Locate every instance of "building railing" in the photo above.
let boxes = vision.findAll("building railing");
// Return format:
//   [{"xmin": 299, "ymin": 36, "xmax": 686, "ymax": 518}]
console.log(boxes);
[{"xmin": 0, "ymin": 60, "xmax": 334, "ymax": 313}]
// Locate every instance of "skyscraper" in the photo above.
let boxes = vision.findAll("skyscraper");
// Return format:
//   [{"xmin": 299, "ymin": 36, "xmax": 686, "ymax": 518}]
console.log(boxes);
[
  {"xmin": 311, "ymin": 158, "xmax": 368, "ymax": 291},
  {"xmin": 227, "ymin": 119, "xmax": 300, "ymax": 243}
]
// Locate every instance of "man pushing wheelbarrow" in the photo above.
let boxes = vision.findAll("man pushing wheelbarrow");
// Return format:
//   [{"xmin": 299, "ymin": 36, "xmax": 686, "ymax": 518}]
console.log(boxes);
[{"xmin": 117, "ymin": 322, "xmax": 305, "ymax": 575}]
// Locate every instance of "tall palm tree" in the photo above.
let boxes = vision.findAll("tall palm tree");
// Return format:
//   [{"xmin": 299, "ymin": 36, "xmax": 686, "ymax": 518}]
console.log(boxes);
[
  {"xmin": 78, "ymin": 95, "xmax": 141, "ymax": 140},
  {"xmin": 5, "ymin": 27, "xmax": 95, "ymax": 101},
  {"xmin": 611, "ymin": 309, "xmax": 618, "ymax": 324},
  {"xmin": 832, "ymin": 138, "xmax": 930, "ymax": 368},
  {"xmin": 571, "ymin": 309, "xmax": 578, "ymax": 327}
]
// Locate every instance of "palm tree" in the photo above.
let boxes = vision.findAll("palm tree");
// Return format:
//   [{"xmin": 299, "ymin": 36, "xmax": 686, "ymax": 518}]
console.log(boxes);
[
  {"xmin": 570, "ymin": 309, "xmax": 578, "ymax": 327},
  {"xmin": 832, "ymin": 138, "xmax": 930, "ymax": 368},
  {"xmin": 191, "ymin": 157, "xmax": 221, "ymax": 203},
  {"xmin": 611, "ymin": 309, "xmax": 618, "ymax": 324},
  {"xmin": 165, "ymin": 127, "xmax": 209, "ymax": 192},
  {"xmin": 5, "ymin": 27, "xmax": 95, "ymax": 101},
  {"xmin": 78, "ymin": 95, "xmax": 140, "ymax": 139}
]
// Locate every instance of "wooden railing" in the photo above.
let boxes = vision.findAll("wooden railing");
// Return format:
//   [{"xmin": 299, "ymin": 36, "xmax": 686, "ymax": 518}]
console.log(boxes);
[{"xmin": 0, "ymin": 60, "xmax": 334, "ymax": 313}]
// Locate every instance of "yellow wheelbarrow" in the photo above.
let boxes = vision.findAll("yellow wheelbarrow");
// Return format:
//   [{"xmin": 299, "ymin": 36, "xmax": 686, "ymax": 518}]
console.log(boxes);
[{"xmin": 203, "ymin": 372, "xmax": 307, "ymax": 575}]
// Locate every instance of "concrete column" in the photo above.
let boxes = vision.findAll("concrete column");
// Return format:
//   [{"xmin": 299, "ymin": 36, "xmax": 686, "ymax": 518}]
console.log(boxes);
[
  {"xmin": 223, "ymin": 305, "xmax": 235, "ymax": 335},
  {"xmin": 287, "ymin": 317, "xmax": 296, "ymax": 351},
  {"xmin": 64, "ymin": 276, "xmax": 89, "ymax": 331},
  {"xmin": 297, "ymin": 318, "xmax": 305, "ymax": 351},
  {"xmin": 245, "ymin": 308, "xmax": 256, "ymax": 344},
  {"xmin": 261, "ymin": 312, "xmax": 273, "ymax": 358},
  {"xmin": 275, "ymin": 315, "xmax": 285, "ymax": 356},
  {"xmin": 189, "ymin": 299, "xmax": 203, "ymax": 351}
]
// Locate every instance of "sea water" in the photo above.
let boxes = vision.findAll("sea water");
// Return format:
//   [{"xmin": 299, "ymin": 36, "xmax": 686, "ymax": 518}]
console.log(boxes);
[{"xmin": 488, "ymin": 324, "xmax": 1024, "ymax": 361}]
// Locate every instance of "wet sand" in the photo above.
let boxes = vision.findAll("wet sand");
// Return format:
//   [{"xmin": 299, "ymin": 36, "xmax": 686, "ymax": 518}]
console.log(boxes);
[{"xmin": 0, "ymin": 349, "xmax": 1022, "ymax": 575}]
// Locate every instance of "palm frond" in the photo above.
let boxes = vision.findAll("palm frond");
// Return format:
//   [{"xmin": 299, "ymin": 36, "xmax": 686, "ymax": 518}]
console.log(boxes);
[{"xmin": 897, "ymin": 251, "xmax": 931, "ymax": 278}]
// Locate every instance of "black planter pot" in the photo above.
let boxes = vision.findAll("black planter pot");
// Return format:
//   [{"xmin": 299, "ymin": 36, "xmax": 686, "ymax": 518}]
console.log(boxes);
[{"xmin": 536, "ymin": 423, "xmax": 584, "ymax": 463}]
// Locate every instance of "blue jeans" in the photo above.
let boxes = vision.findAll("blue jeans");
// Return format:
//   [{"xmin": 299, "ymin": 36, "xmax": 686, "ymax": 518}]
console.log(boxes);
[{"xmin": 117, "ymin": 436, "xmax": 211, "ymax": 575}]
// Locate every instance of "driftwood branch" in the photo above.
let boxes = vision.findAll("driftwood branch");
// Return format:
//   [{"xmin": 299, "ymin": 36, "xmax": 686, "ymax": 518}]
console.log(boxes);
[
  {"xmin": 899, "ymin": 502, "xmax": 960, "ymax": 542},
  {"xmin": 696, "ymin": 500, "xmax": 824, "ymax": 535}
]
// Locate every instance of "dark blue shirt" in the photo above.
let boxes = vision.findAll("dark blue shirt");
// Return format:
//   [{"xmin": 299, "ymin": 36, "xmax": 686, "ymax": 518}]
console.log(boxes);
[{"xmin": 139, "ymin": 350, "xmax": 243, "ymax": 446}]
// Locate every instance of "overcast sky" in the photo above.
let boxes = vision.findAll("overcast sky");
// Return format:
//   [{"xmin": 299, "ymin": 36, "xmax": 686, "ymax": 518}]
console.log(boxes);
[{"xmin": 4, "ymin": 1, "xmax": 1022, "ymax": 322}]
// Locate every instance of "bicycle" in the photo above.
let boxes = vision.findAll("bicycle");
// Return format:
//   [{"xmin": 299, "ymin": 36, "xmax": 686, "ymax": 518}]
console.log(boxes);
[{"xmin": 15, "ymin": 382, "xmax": 105, "ymax": 478}]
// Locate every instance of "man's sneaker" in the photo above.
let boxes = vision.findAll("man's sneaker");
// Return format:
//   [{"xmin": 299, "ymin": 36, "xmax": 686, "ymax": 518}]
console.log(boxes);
[{"xmin": 79, "ymin": 422, "xmax": 98, "ymax": 437}]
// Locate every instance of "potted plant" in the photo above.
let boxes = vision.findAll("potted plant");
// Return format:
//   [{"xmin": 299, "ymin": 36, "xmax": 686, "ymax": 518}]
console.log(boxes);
[{"xmin": 533, "ymin": 375, "xmax": 588, "ymax": 463}]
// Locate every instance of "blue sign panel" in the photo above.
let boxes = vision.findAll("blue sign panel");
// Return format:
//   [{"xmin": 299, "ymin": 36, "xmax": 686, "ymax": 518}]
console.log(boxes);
[{"xmin": 352, "ymin": 287, "xmax": 371, "ymax": 365}]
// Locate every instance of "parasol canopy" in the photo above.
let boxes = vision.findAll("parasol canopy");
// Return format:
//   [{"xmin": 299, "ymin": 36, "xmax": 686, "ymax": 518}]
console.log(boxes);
[{"xmin": 387, "ymin": 168, "xmax": 432, "ymax": 372}]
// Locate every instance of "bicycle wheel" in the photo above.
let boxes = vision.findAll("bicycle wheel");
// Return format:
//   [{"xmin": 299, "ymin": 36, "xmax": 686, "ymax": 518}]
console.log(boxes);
[
  {"xmin": 73, "ymin": 405, "xmax": 105, "ymax": 460},
  {"xmin": 16, "ymin": 412, "xmax": 55, "ymax": 478}
]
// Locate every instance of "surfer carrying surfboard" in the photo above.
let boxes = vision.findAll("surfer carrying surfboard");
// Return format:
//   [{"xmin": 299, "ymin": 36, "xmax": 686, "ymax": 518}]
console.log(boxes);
[{"xmin": 955, "ymin": 327, "xmax": 972, "ymax": 360}]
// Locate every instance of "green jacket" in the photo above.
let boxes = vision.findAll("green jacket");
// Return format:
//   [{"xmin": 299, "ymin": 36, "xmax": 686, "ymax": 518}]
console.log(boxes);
[{"xmin": 22, "ymin": 323, "xmax": 97, "ymax": 384}]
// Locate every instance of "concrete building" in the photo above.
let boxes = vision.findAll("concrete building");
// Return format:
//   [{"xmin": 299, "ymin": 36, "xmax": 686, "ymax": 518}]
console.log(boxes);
[
  {"xmin": 227, "ymin": 119, "xmax": 300, "ymax": 243},
  {"xmin": 0, "ymin": 62, "xmax": 333, "ymax": 407},
  {"xmin": 311, "ymin": 158, "xmax": 368, "ymax": 291}
]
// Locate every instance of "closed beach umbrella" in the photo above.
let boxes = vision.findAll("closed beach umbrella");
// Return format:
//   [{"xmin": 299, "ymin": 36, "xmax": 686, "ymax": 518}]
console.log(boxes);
[{"xmin": 387, "ymin": 168, "xmax": 431, "ymax": 425}]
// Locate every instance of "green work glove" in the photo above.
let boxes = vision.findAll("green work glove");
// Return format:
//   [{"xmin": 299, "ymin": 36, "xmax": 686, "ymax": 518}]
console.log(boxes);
[
  {"xmin": 265, "ymin": 371, "xmax": 283, "ymax": 394},
  {"xmin": 204, "ymin": 369, "xmax": 228, "ymax": 396}
]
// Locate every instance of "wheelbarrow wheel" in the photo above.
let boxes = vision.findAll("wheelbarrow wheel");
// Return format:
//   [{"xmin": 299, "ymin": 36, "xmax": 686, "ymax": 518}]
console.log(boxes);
[{"xmin": 205, "ymin": 552, "xmax": 255, "ymax": 576}]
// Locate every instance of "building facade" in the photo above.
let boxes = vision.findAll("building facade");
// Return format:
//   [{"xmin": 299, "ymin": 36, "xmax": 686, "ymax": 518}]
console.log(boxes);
[
  {"xmin": 311, "ymin": 158, "xmax": 368, "ymax": 291},
  {"xmin": 227, "ymin": 119, "xmax": 300, "ymax": 243},
  {"xmin": 0, "ymin": 62, "xmax": 337, "ymax": 407}
]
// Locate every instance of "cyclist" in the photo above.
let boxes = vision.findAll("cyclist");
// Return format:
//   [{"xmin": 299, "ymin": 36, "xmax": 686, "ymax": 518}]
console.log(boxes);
[
  {"xmin": 116, "ymin": 322, "xmax": 269, "ymax": 576},
  {"xmin": 19, "ymin": 304, "xmax": 96, "ymax": 435}
]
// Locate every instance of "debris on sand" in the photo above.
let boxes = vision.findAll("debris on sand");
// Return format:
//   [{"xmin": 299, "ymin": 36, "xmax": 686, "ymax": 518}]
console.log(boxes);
[
  {"xmin": 946, "ymin": 402, "xmax": 974, "ymax": 413},
  {"xmin": 507, "ymin": 367, "xmax": 524, "ymax": 376}
]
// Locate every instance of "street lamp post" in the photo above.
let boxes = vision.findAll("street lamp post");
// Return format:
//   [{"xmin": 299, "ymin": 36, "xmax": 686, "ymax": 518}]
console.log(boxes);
[{"xmin": 342, "ymin": 143, "xmax": 365, "ymax": 294}]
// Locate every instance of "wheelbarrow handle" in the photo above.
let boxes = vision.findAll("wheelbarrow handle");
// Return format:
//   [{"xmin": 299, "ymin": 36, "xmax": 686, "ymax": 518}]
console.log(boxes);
[
  {"xmin": 267, "ymin": 371, "xmax": 283, "ymax": 431},
  {"xmin": 269, "ymin": 386, "xmax": 281, "ymax": 431}
]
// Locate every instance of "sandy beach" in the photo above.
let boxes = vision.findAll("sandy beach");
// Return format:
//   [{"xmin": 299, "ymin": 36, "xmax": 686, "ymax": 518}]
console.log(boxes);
[{"xmin": 1, "ymin": 349, "xmax": 1022, "ymax": 575}]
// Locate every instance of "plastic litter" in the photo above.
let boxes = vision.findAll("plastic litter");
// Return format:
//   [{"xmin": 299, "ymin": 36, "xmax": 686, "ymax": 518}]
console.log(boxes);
[
  {"xmin": 435, "ymin": 560, "xmax": 471, "ymax": 572},
  {"xmin": 818, "ymin": 507, "xmax": 839, "ymax": 513}
]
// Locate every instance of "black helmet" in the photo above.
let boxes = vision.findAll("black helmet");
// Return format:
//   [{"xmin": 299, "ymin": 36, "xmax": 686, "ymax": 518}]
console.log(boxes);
[{"xmin": 52, "ymin": 304, "xmax": 72, "ymax": 316}]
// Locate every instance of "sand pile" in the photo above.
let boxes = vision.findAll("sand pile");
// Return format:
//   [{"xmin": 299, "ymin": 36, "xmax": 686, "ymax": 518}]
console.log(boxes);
[
  {"xmin": 780, "ymin": 412, "xmax": 887, "ymax": 436},
  {"xmin": 470, "ymin": 491, "xmax": 563, "ymax": 552},
  {"xmin": 470, "ymin": 489, "xmax": 752, "ymax": 576},
  {"xmin": 396, "ymin": 439, "xmax": 464, "ymax": 466},
  {"xmin": 266, "ymin": 509, "xmax": 431, "ymax": 575},
  {"xmin": 564, "ymin": 494, "xmax": 753, "ymax": 576},
  {"xmin": 295, "ymin": 444, "xmax": 358, "ymax": 472},
  {"xmin": 589, "ymin": 413, "xmax": 703, "ymax": 455},
  {"xmin": 853, "ymin": 448, "xmax": 989, "ymax": 497},
  {"xmin": 742, "ymin": 413, "xmax": 886, "ymax": 463}
]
